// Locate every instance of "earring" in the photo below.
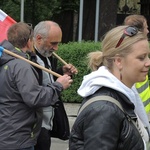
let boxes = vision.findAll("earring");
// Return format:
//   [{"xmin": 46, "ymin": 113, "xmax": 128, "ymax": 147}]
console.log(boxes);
[{"xmin": 119, "ymin": 69, "xmax": 122, "ymax": 81}]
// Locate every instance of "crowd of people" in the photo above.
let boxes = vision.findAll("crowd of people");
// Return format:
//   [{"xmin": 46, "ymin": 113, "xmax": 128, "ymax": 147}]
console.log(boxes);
[{"xmin": 0, "ymin": 14, "xmax": 150, "ymax": 150}]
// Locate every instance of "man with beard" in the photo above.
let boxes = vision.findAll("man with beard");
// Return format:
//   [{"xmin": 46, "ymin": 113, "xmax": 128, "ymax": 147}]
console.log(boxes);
[
  {"xmin": 0, "ymin": 22, "xmax": 74, "ymax": 150},
  {"xmin": 33, "ymin": 21, "xmax": 78, "ymax": 150}
]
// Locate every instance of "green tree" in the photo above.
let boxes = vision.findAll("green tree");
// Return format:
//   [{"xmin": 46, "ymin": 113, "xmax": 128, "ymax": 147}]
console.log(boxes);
[
  {"xmin": 1, "ymin": 0, "xmax": 79, "ymax": 29},
  {"xmin": 1, "ymin": 0, "xmax": 118, "ymax": 42}
]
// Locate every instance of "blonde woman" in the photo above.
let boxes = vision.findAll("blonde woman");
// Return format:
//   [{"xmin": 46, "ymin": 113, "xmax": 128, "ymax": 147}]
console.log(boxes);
[
  {"xmin": 123, "ymin": 15, "xmax": 150, "ymax": 121},
  {"xmin": 69, "ymin": 26, "xmax": 150, "ymax": 150}
]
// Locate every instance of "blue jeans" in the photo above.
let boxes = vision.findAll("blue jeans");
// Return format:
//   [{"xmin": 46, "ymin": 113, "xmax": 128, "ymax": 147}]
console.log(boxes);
[{"xmin": 19, "ymin": 146, "xmax": 34, "ymax": 150}]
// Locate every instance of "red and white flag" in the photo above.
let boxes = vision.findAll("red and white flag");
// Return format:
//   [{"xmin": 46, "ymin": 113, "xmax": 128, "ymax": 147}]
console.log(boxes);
[{"xmin": 0, "ymin": 9, "xmax": 16, "ymax": 42}]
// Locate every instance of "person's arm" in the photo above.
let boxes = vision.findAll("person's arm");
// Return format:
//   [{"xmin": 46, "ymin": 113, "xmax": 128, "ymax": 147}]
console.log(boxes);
[{"xmin": 13, "ymin": 59, "xmax": 64, "ymax": 108}]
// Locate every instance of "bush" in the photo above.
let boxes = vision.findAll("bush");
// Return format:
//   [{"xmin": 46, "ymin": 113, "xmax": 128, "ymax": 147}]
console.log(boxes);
[{"xmin": 56, "ymin": 41, "xmax": 101, "ymax": 103}]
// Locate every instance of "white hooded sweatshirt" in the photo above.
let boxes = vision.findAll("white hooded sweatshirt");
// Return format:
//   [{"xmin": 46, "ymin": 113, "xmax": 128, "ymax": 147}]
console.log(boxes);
[{"xmin": 78, "ymin": 66, "xmax": 150, "ymax": 144}]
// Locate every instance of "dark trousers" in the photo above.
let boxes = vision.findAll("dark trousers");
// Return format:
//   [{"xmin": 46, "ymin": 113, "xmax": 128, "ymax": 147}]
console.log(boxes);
[{"xmin": 35, "ymin": 128, "xmax": 51, "ymax": 150}]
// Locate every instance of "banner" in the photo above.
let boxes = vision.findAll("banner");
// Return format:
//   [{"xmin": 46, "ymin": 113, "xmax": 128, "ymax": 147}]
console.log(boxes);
[{"xmin": 0, "ymin": 9, "xmax": 16, "ymax": 42}]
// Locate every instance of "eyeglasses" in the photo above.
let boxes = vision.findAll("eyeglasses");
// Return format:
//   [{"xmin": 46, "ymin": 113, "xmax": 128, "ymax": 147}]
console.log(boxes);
[
  {"xmin": 27, "ymin": 23, "xmax": 32, "ymax": 28},
  {"xmin": 115, "ymin": 26, "xmax": 138, "ymax": 48}
]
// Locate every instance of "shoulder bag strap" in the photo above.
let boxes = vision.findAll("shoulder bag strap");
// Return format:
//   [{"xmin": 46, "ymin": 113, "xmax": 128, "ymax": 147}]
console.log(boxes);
[
  {"xmin": 78, "ymin": 95, "xmax": 124, "ymax": 116},
  {"xmin": 78, "ymin": 95, "xmax": 140, "ymax": 131}
]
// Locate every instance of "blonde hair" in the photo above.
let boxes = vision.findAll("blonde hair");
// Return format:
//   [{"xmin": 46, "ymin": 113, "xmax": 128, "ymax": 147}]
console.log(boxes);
[
  {"xmin": 87, "ymin": 51, "xmax": 103, "ymax": 71},
  {"xmin": 87, "ymin": 25, "xmax": 146, "ymax": 71}
]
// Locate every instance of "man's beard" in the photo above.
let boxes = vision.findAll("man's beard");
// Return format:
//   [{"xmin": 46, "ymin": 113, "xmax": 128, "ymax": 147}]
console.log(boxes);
[{"xmin": 37, "ymin": 47, "xmax": 53, "ymax": 57}]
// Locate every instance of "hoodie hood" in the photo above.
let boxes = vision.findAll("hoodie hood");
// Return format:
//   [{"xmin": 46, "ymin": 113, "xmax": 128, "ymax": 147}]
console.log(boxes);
[
  {"xmin": 0, "ymin": 40, "xmax": 28, "ymax": 66},
  {"xmin": 78, "ymin": 66, "xmax": 150, "ymax": 132},
  {"xmin": 78, "ymin": 66, "xmax": 136, "ymax": 99}
]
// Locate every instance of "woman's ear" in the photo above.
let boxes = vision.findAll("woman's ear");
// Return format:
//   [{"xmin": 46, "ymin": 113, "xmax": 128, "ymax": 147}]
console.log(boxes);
[{"xmin": 114, "ymin": 55, "xmax": 123, "ymax": 70}]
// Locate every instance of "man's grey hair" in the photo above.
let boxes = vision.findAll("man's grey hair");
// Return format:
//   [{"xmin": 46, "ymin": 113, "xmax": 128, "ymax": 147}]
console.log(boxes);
[{"xmin": 34, "ymin": 21, "xmax": 59, "ymax": 38}]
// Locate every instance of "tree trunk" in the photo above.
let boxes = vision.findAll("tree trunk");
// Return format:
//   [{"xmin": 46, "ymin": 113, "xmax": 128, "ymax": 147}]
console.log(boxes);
[
  {"xmin": 98, "ymin": 0, "xmax": 118, "ymax": 40},
  {"xmin": 81, "ymin": 0, "xmax": 117, "ymax": 41}
]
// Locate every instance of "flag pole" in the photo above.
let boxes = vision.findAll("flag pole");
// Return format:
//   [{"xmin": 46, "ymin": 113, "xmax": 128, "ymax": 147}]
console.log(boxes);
[
  {"xmin": 2, "ymin": 48, "xmax": 62, "ymax": 78},
  {"xmin": 20, "ymin": 0, "xmax": 24, "ymax": 22},
  {"xmin": 52, "ymin": 52, "xmax": 68, "ymax": 65}
]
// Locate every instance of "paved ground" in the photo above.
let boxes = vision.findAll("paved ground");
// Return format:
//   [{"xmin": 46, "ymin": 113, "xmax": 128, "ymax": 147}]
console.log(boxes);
[
  {"xmin": 51, "ymin": 138, "xmax": 69, "ymax": 150},
  {"xmin": 51, "ymin": 103, "xmax": 80, "ymax": 150},
  {"xmin": 64, "ymin": 103, "xmax": 80, "ymax": 129},
  {"xmin": 50, "ymin": 103, "xmax": 150, "ymax": 150}
]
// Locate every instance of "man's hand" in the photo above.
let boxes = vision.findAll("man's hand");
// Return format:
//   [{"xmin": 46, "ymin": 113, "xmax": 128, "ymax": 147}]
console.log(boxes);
[
  {"xmin": 56, "ymin": 74, "xmax": 73, "ymax": 90},
  {"xmin": 62, "ymin": 64, "xmax": 78, "ymax": 76}
]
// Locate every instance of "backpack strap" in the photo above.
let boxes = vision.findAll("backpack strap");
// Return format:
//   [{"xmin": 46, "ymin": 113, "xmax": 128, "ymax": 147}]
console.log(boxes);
[
  {"xmin": 77, "ymin": 95, "xmax": 144, "ymax": 138},
  {"xmin": 78, "ymin": 95, "xmax": 124, "ymax": 116}
]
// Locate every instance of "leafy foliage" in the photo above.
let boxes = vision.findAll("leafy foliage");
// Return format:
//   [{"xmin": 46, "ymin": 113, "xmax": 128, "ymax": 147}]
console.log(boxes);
[
  {"xmin": 1, "ymin": 0, "xmax": 80, "ymax": 26},
  {"xmin": 57, "ymin": 41, "xmax": 101, "ymax": 103},
  {"xmin": 1, "ymin": 0, "xmax": 20, "ymax": 21}
]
